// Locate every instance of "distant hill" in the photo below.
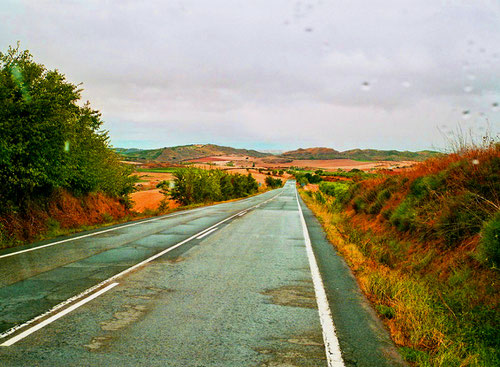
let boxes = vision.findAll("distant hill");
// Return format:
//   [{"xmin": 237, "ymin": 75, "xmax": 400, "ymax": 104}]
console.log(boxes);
[
  {"xmin": 115, "ymin": 144, "xmax": 267, "ymax": 162},
  {"xmin": 281, "ymin": 147, "xmax": 343, "ymax": 160},
  {"xmin": 115, "ymin": 144, "xmax": 442, "ymax": 163},
  {"xmin": 280, "ymin": 147, "xmax": 442, "ymax": 161}
]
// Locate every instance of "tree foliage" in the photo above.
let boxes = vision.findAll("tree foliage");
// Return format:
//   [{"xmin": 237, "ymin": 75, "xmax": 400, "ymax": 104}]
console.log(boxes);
[
  {"xmin": 169, "ymin": 167, "xmax": 258, "ymax": 205},
  {"xmin": 265, "ymin": 176, "xmax": 283, "ymax": 189},
  {"xmin": 0, "ymin": 44, "xmax": 136, "ymax": 210}
]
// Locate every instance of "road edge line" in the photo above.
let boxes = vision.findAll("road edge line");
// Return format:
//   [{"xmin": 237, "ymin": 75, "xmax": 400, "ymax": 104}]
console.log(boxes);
[
  {"xmin": 0, "ymin": 282, "xmax": 119, "ymax": 347},
  {"xmin": 295, "ymin": 187, "xmax": 345, "ymax": 367},
  {"xmin": 0, "ymin": 190, "xmax": 283, "ymax": 343}
]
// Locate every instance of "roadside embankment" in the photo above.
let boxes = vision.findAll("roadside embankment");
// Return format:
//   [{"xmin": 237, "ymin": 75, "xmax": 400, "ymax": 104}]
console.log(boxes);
[
  {"xmin": 300, "ymin": 143, "xmax": 499, "ymax": 366},
  {"xmin": 0, "ymin": 189, "xmax": 131, "ymax": 249}
]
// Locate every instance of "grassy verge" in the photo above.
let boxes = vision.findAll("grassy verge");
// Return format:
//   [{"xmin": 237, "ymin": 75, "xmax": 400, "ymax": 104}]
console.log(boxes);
[
  {"xmin": 299, "ymin": 143, "xmax": 499, "ymax": 366},
  {"xmin": 300, "ymin": 191, "xmax": 499, "ymax": 366}
]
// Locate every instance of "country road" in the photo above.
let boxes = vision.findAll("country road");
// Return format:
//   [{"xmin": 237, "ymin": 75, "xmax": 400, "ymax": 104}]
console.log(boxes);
[{"xmin": 0, "ymin": 181, "xmax": 405, "ymax": 366}]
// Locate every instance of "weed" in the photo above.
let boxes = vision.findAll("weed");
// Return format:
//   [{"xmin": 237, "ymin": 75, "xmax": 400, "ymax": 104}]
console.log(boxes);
[{"xmin": 479, "ymin": 211, "xmax": 500, "ymax": 267}]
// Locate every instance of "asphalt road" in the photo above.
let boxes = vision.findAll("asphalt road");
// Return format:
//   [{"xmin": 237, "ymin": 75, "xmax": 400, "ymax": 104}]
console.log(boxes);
[{"xmin": 0, "ymin": 181, "xmax": 405, "ymax": 366}]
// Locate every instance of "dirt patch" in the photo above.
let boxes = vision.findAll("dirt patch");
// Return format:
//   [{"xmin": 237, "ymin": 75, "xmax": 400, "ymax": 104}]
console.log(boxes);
[{"xmin": 261, "ymin": 284, "xmax": 317, "ymax": 309}]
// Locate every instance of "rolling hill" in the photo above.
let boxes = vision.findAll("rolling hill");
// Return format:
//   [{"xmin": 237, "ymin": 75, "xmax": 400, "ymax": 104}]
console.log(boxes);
[
  {"xmin": 116, "ymin": 144, "xmax": 267, "ymax": 162},
  {"xmin": 280, "ymin": 147, "xmax": 441, "ymax": 161},
  {"xmin": 115, "ymin": 144, "xmax": 442, "ymax": 163}
]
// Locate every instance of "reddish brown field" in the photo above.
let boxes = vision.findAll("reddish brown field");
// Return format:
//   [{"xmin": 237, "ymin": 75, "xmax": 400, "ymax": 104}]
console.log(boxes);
[
  {"xmin": 188, "ymin": 156, "xmax": 414, "ymax": 171},
  {"xmin": 130, "ymin": 189, "xmax": 179, "ymax": 212}
]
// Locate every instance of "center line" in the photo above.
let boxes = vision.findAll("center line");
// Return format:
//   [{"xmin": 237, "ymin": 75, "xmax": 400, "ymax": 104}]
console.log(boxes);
[{"xmin": 196, "ymin": 227, "xmax": 219, "ymax": 239}]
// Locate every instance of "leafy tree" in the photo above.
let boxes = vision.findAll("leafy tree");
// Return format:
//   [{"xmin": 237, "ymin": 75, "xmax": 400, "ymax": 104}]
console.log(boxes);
[{"xmin": 0, "ymin": 44, "xmax": 137, "ymax": 210}]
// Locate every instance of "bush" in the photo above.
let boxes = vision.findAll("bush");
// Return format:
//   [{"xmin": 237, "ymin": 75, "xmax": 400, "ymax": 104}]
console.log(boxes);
[
  {"xmin": 170, "ymin": 167, "xmax": 258, "ymax": 205},
  {"xmin": 390, "ymin": 199, "xmax": 418, "ymax": 232},
  {"xmin": 265, "ymin": 176, "xmax": 283, "ymax": 189},
  {"xmin": 480, "ymin": 212, "xmax": 500, "ymax": 267}
]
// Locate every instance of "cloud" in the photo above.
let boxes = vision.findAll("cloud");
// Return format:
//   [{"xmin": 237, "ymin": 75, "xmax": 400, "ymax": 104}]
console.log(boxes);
[{"xmin": 0, "ymin": 0, "xmax": 498, "ymax": 150}]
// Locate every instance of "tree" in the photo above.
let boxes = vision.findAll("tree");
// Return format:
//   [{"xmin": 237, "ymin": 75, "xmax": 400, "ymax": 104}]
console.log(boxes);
[{"xmin": 0, "ymin": 44, "xmax": 137, "ymax": 210}]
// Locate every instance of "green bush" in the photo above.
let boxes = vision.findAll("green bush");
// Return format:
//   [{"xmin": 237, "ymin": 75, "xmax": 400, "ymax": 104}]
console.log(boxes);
[
  {"xmin": 319, "ymin": 181, "xmax": 351, "ymax": 197},
  {"xmin": 170, "ymin": 167, "xmax": 258, "ymax": 205},
  {"xmin": 479, "ymin": 212, "xmax": 500, "ymax": 267},
  {"xmin": 438, "ymin": 193, "xmax": 488, "ymax": 247},
  {"xmin": 265, "ymin": 176, "xmax": 283, "ymax": 189},
  {"xmin": 353, "ymin": 197, "xmax": 367, "ymax": 213},
  {"xmin": 390, "ymin": 199, "xmax": 418, "ymax": 231}
]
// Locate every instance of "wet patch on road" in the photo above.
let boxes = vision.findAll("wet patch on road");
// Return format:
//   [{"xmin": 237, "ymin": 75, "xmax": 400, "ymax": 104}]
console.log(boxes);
[
  {"xmin": 256, "ymin": 331, "xmax": 326, "ymax": 367},
  {"xmin": 261, "ymin": 284, "xmax": 317, "ymax": 309}
]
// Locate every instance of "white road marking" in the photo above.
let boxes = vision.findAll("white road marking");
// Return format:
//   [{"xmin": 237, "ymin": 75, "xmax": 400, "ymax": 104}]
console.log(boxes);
[
  {"xmin": 295, "ymin": 188, "xmax": 345, "ymax": 367},
  {"xmin": 0, "ymin": 191, "xmax": 283, "ymax": 344},
  {"xmin": 0, "ymin": 208, "xmax": 206, "ymax": 260},
  {"xmin": 196, "ymin": 227, "xmax": 218, "ymax": 239},
  {"xmin": 1, "ymin": 282, "xmax": 119, "ymax": 347},
  {"xmin": 238, "ymin": 211, "xmax": 247, "ymax": 217},
  {"xmin": 0, "ymin": 189, "xmax": 282, "ymax": 260}
]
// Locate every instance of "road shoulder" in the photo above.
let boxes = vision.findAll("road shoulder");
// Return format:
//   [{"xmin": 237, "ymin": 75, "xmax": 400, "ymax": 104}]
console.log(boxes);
[{"xmin": 297, "ymin": 194, "xmax": 407, "ymax": 367}]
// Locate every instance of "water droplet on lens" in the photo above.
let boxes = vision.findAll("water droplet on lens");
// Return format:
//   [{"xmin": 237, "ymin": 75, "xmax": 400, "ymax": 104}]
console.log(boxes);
[
  {"xmin": 466, "ymin": 74, "xmax": 476, "ymax": 81},
  {"xmin": 462, "ymin": 110, "xmax": 471, "ymax": 119},
  {"xmin": 401, "ymin": 81, "xmax": 411, "ymax": 88},
  {"xmin": 361, "ymin": 81, "xmax": 371, "ymax": 91},
  {"xmin": 492, "ymin": 102, "xmax": 499, "ymax": 112},
  {"xmin": 464, "ymin": 85, "xmax": 473, "ymax": 93}
]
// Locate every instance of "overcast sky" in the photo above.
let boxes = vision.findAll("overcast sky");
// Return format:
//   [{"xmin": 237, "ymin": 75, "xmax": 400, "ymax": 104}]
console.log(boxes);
[{"xmin": 1, "ymin": 0, "xmax": 499, "ymax": 151}]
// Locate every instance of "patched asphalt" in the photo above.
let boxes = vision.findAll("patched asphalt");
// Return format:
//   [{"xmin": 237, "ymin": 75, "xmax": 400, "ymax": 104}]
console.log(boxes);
[{"xmin": 0, "ymin": 181, "xmax": 405, "ymax": 366}]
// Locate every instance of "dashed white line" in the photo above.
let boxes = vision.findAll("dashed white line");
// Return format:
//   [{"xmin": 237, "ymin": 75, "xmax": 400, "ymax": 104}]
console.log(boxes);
[
  {"xmin": 196, "ymin": 227, "xmax": 218, "ymax": 239},
  {"xmin": 0, "ymin": 190, "xmax": 283, "ymax": 345},
  {"xmin": 0, "ymin": 207, "xmax": 207, "ymax": 260},
  {"xmin": 295, "ymin": 187, "xmax": 345, "ymax": 367},
  {"xmin": 0, "ymin": 282, "xmax": 119, "ymax": 347}
]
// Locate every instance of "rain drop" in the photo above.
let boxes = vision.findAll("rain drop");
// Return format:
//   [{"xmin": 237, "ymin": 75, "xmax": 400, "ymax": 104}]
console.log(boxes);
[
  {"xmin": 462, "ymin": 110, "xmax": 471, "ymax": 119},
  {"xmin": 361, "ymin": 81, "xmax": 371, "ymax": 91},
  {"xmin": 492, "ymin": 102, "xmax": 499, "ymax": 112},
  {"xmin": 401, "ymin": 81, "xmax": 411, "ymax": 88},
  {"xmin": 466, "ymin": 74, "xmax": 476, "ymax": 81},
  {"xmin": 464, "ymin": 85, "xmax": 473, "ymax": 93}
]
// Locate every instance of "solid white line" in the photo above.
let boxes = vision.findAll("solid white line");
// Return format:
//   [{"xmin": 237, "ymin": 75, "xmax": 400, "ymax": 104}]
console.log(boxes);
[
  {"xmin": 295, "ymin": 188, "xmax": 345, "ymax": 367},
  {"xmin": 238, "ymin": 211, "xmax": 247, "ymax": 217},
  {"xmin": 0, "ymin": 282, "xmax": 119, "ymax": 347},
  {"xmin": 0, "ymin": 191, "xmax": 283, "ymax": 343},
  {"xmin": 0, "ymin": 188, "xmax": 282, "ymax": 260},
  {"xmin": 196, "ymin": 227, "xmax": 218, "ymax": 239},
  {"xmin": 0, "ymin": 207, "xmax": 207, "ymax": 260}
]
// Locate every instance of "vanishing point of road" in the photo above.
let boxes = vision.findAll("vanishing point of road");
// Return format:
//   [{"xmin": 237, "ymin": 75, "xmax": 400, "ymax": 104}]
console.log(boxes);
[{"xmin": 0, "ymin": 181, "xmax": 405, "ymax": 366}]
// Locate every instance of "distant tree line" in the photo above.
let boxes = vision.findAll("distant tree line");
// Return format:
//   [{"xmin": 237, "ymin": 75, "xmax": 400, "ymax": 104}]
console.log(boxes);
[
  {"xmin": 160, "ymin": 167, "xmax": 259, "ymax": 205},
  {"xmin": 0, "ymin": 45, "xmax": 137, "ymax": 211}
]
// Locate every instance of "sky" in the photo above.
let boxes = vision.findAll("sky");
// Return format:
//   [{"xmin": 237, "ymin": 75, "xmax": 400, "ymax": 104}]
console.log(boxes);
[{"xmin": 1, "ymin": 0, "xmax": 499, "ymax": 152}]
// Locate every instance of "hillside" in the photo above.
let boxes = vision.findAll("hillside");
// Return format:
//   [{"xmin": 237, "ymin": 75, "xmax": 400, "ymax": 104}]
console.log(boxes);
[
  {"xmin": 281, "ymin": 147, "xmax": 442, "ymax": 161},
  {"xmin": 299, "ymin": 143, "xmax": 500, "ymax": 366},
  {"xmin": 281, "ymin": 147, "xmax": 342, "ymax": 160},
  {"xmin": 117, "ymin": 144, "xmax": 267, "ymax": 162}
]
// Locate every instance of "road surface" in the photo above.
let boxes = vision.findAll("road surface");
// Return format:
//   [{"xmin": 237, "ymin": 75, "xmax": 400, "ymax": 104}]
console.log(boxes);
[{"xmin": 0, "ymin": 181, "xmax": 405, "ymax": 366}]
